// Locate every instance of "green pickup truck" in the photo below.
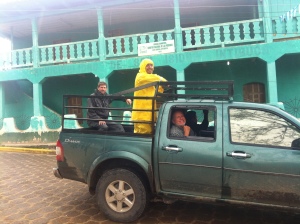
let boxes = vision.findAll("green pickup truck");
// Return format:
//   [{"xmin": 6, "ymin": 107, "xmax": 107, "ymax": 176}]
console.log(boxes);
[{"xmin": 53, "ymin": 81, "xmax": 300, "ymax": 223}]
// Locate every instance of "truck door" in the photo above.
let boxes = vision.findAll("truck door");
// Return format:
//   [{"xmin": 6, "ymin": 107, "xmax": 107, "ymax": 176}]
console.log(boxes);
[
  {"xmin": 155, "ymin": 103, "xmax": 223, "ymax": 198},
  {"xmin": 223, "ymin": 106, "xmax": 300, "ymax": 207}
]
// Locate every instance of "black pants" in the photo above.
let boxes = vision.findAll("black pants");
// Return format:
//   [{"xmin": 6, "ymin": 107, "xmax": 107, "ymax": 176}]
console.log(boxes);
[{"xmin": 96, "ymin": 121, "xmax": 125, "ymax": 132}]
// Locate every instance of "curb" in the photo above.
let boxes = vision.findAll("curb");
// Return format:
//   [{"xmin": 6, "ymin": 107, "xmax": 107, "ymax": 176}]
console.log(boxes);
[{"xmin": 0, "ymin": 146, "xmax": 56, "ymax": 155}]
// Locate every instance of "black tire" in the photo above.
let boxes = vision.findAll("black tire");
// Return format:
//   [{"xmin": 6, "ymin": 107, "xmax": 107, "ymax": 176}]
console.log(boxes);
[{"xmin": 96, "ymin": 168, "xmax": 148, "ymax": 223}]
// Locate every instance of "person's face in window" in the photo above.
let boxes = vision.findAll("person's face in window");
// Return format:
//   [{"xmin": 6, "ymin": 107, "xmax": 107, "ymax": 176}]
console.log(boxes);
[
  {"xmin": 145, "ymin": 63, "xmax": 154, "ymax": 74},
  {"xmin": 97, "ymin": 84, "xmax": 107, "ymax": 94},
  {"xmin": 172, "ymin": 111, "xmax": 186, "ymax": 127}
]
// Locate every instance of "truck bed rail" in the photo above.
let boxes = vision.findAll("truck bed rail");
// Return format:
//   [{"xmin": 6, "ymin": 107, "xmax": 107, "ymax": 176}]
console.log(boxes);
[{"xmin": 62, "ymin": 80, "xmax": 234, "ymax": 132}]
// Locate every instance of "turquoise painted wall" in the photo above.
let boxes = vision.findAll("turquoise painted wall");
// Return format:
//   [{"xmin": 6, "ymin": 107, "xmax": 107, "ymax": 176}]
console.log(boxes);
[
  {"xmin": 277, "ymin": 54, "xmax": 300, "ymax": 117},
  {"xmin": 4, "ymin": 55, "xmax": 298, "ymax": 131},
  {"xmin": 4, "ymin": 81, "xmax": 32, "ymax": 129},
  {"xmin": 3, "ymin": 74, "xmax": 100, "ymax": 130},
  {"xmin": 43, "ymin": 73, "xmax": 99, "ymax": 113},
  {"xmin": 3, "ymin": 80, "xmax": 61, "ymax": 130},
  {"xmin": 185, "ymin": 58, "xmax": 266, "ymax": 102},
  {"xmin": 18, "ymin": 79, "xmax": 33, "ymax": 96}
]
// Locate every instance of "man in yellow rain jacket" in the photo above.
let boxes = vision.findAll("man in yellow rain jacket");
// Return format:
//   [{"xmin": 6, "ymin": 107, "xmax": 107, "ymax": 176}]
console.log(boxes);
[{"xmin": 132, "ymin": 58, "xmax": 167, "ymax": 134}]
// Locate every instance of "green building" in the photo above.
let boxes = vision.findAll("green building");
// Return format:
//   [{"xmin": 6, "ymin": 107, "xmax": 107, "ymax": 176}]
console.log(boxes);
[{"xmin": 0, "ymin": 0, "xmax": 300, "ymax": 144}]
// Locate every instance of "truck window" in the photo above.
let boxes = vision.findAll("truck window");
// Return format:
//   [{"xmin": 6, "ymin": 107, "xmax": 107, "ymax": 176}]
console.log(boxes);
[
  {"xmin": 229, "ymin": 108, "xmax": 300, "ymax": 149},
  {"xmin": 168, "ymin": 107, "xmax": 215, "ymax": 140}
]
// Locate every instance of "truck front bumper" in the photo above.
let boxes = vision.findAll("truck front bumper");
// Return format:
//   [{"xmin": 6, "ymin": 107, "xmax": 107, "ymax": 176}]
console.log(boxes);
[{"xmin": 53, "ymin": 168, "xmax": 63, "ymax": 179}]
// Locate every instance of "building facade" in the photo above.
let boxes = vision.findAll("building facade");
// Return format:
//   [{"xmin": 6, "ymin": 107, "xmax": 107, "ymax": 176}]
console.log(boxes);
[{"xmin": 0, "ymin": 0, "xmax": 300, "ymax": 143}]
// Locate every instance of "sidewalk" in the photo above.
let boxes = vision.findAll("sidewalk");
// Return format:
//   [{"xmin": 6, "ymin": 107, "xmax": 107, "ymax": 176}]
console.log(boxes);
[{"xmin": 0, "ymin": 143, "xmax": 56, "ymax": 155}]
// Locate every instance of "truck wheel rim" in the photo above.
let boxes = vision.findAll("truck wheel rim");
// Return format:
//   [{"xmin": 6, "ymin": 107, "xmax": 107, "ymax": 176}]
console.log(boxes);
[{"xmin": 105, "ymin": 180, "xmax": 135, "ymax": 213}]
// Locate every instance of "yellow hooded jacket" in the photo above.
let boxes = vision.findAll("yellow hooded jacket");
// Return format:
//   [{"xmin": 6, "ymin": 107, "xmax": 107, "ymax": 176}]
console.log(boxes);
[{"xmin": 132, "ymin": 59, "xmax": 167, "ymax": 134}]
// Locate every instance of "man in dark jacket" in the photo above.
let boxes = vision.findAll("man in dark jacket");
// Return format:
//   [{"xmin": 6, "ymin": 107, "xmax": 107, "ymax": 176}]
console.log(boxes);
[{"xmin": 87, "ymin": 81, "xmax": 132, "ymax": 132}]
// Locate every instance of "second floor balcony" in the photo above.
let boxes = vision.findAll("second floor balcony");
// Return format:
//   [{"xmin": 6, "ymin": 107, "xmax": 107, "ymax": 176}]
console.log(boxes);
[{"xmin": 1, "ymin": 0, "xmax": 300, "ymax": 70}]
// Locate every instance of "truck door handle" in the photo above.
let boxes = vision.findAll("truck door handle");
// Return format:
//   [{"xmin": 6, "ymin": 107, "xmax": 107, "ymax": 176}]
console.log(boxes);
[
  {"xmin": 162, "ymin": 145, "xmax": 183, "ymax": 152},
  {"xmin": 226, "ymin": 151, "xmax": 251, "ymax": 159}
]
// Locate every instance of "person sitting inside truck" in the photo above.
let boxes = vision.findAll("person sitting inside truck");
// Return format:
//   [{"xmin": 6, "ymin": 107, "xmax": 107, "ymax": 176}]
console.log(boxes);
[
  {"xmin": 170, "ymin": 109, "xmax": 195, "ymax": 137},
  {"xmin": 87, "ymin": 81, "xmax": 132, "ymax": 132},
  {"xmin": 185, "ymin": 110, "xmax": 209, "ymax": 136}
]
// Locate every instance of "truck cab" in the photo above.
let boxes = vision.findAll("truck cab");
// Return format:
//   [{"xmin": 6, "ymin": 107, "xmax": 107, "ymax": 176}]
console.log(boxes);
[{"xmin": 155, "ymin": 100, "xmax": 300, "ymax": 209}]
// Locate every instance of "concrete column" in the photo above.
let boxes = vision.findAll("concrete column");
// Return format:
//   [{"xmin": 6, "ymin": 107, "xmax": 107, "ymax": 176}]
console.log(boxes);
[
  {"xmin": 33, "ymin": 82, "xmax": 43, "ymax": 116},
  {"xmin": 262, "ymin": 0, "xmax": 273, "ymax": 43},
  {"xmin": 97, "ymin": 8, "xmax": 106, "ymax": 61},
  {"xmin": 31, "ymin": 18, "xmax": 40, "ymax": 67},
  {"xmin": 176, "ymin": 68, "xmax": 185, "ymax": 95},
  {"xmin": 173, "ymin": 0, "xmax": 183, "ymax": 52},
  {"xmin": 266, "ymin": 61, "xmax": 278, "ymax": 103},
  {"xmin": 0, "ymin": 82, "xmax": 4, "ymax": 119},
  {"xmin": 30, "ymin": 82, "xmax": 50, "ymax": 133}
]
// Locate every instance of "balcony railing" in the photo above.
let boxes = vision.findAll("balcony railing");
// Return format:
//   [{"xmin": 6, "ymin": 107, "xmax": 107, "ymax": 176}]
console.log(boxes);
[
  {"xmin": 106, "ymin": 29, "xmax": 174, "ymax": 57},
  {"xmin": 272, "ymin": 16, "xmax": 300, "ymax": 39},
  {"xmin": 1, "ymin": 17, "xmax": 300, "ymax": 70},
  {"xmin": 39, "ymin": 40, "xmax": 99, "ymax": 65},
  {"xmin": 182, "ymin": 18, "xmax": 264, "ymax": 49},
  {"xmin": 1, "ymin": 48, "xmax": 33, "ymax": 69}
]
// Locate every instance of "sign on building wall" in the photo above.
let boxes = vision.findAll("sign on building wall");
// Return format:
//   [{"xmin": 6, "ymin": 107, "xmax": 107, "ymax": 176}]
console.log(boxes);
[{"xmin": 138, "ymin": 40, "xmax": 175, "ymax": 56}]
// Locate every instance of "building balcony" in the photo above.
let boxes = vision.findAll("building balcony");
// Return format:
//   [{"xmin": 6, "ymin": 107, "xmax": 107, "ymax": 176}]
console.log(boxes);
[{"xmin": 1, "ymin": 16, "xmax": 300, "ymax": 71}]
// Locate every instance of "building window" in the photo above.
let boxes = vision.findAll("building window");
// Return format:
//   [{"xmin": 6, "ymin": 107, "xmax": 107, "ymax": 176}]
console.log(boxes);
[{"xmin": 243, "ymin": 82, "xmax": 265, "ymax": 103}]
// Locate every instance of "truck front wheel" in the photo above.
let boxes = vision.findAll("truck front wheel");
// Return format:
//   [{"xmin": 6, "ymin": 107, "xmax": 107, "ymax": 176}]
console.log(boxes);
[{"xmin": 96, "ymin": 168, "xmax": 148, "ymax": 223}]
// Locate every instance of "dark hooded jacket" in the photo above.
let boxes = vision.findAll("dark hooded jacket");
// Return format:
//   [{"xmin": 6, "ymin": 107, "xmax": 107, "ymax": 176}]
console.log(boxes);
[{"xmin": 87, "ymin": 89, "xmax": 112, "ymax": 127}]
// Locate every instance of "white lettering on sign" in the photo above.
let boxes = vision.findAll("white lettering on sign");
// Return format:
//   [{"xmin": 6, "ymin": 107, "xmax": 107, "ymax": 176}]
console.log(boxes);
[{"xmin": 138, "ymin": 40, "xmax": 175, "ymax": 56}]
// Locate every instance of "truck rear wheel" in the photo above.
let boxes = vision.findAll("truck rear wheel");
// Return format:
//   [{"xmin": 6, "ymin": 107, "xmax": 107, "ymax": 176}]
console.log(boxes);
[{"xmin": 96, "ymin": 168, "xmax": 148, "ymax": 223}]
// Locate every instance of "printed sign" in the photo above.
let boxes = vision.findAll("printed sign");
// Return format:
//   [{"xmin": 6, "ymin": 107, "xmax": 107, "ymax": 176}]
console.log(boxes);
[{"xmin": 138, "ymin": 40, "xmax": 175, "ymax": 56}]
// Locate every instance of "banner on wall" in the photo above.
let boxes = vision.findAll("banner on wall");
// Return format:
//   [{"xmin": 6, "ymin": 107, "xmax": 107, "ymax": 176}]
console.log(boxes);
[
  {"xmin": 279, "ymin": 3, "xmax": 300, "ymax": 22},
  {"xmin": 138, "ymin": 40, "xmax": 175, "ymax": 56}
]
